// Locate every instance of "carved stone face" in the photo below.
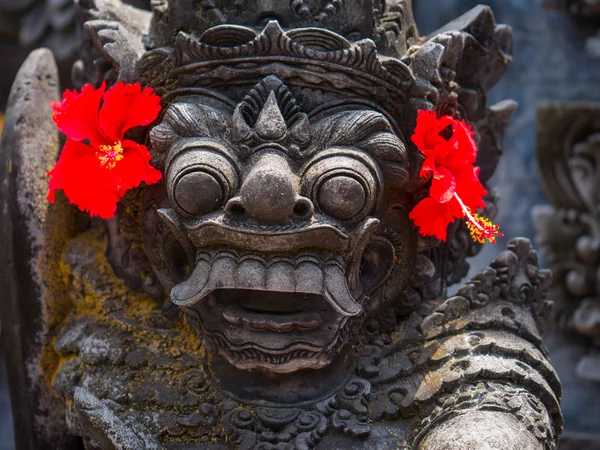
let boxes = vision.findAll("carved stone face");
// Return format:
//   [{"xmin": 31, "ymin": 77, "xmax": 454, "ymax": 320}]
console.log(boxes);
[{"xmin": 148, "ymin": 77, "xmax": 413, "ymax": 373}]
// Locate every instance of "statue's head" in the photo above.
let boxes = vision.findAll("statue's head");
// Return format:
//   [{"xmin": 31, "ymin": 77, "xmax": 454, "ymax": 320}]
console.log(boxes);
[
  {"xmin": 146, "ymin": 73, "xmax": 413, "ymax": 372},
  {"xmin": 79, "ymin": 0, "xmax": 513, "ymax": 375}
]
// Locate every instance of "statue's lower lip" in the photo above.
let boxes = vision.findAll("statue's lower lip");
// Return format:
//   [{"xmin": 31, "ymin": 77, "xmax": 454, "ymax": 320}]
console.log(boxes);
[{"xmin": 222, "ymin": 304, "xmax": 322, "ymax": 332}]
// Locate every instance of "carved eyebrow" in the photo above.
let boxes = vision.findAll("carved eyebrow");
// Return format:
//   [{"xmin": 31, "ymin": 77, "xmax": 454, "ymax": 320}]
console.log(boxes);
[
  {"xmin": 150, "ymin": 102, "xmax": 231, "ymax": 169},
  {"xmin": 310, "ymin": 110, "xmax": 409, "ymax": 186}
]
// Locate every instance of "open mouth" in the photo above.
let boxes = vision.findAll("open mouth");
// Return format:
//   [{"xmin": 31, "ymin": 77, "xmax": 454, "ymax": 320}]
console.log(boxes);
[
  {"xmin": 183, "ymin": 288, "xmax": 347, "ymax": 371},
  {"xmin": 170, "ymin": 249, "xmax": 363, "ymax": 316},
  {"xmin": 216, "ymin": 289, "xmax": 326, "ymax": 332}
]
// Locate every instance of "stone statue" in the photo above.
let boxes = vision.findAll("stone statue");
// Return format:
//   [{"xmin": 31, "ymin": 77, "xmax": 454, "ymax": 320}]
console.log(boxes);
[{"xmin": 0, "ymin": 1, "xmax": 562, "ymax": 449}]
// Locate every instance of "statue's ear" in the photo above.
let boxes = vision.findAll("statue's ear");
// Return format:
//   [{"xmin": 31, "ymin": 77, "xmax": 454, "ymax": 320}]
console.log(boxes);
[
  {"xmin": 73, "ymin": 0, "xmax": 152, "ymax": 87},
  {"xmin": 407, "ymin": 5, "xmax": 516, "ymax": 184},
  {"xmin": 0, "ymin": 49, "xmax": 86, "ymax": 449}
]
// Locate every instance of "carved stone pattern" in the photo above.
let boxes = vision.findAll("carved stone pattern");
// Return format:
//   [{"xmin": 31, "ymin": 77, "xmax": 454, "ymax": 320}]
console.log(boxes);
[
  {"xmin": 0, "ymin": 0, "xmax": 150, "ymax": 61},
  {"xmin": 415, "ymin": 382, "xmax": 556, "ymax": 450},
  {"xmin": 0, "ymin": 2, "xmax": 564, "ymax": 450},
  {"xmin": 0, "ymin": 0, "xmax": 78, "ymax": 60},
  {"xmin": 47, "ymin": 235, "xmax": 562, "ymax": 449},
  {"xmin": 534, "ymin": 104, "xmax": 600, "ymax": 383}
]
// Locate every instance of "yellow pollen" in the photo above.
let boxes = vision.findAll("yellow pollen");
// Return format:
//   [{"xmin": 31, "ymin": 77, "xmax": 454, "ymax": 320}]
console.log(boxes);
[
  {"xmin": 453, "ymin": 193, "xmax": 503, "ymax": 244},
  {"xmin": 96, "ymin": 141, "xmax": 124, "ymax": 169}
]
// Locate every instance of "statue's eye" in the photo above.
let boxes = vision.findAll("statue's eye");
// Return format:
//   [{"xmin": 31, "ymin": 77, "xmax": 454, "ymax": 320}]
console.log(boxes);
[
  {"xmin": 317, "ymin": 175, "xmax": 367, "ymax": 220},
  {"xmin": 166, "ymin": 145, "xmax": 238, "ymax": 217},
  {"xmin": 173, "ymin": 170, "xmax": 225, "ymax": 215},
  {"xmin": 303, "ymin": 153, "xmax": 380, "ymax": 221}
]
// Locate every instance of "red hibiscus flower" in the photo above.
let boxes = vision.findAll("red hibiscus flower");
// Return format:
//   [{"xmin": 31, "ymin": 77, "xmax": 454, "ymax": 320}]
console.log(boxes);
[
  {"xmin": 409, "ymin": 110, "xmax": 502, "ymax": 244},
  {"xmin": 48, "ymin": 82, "xmax": 163, "ymax": 219}
]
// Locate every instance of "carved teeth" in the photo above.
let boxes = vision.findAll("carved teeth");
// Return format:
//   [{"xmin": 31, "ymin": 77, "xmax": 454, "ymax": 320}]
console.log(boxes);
[
  {"xmin": 323, "ymin": 264, "xmax": 362, "ymax": 316},
  {"xmin": 222, "ymin": 307, "xmax": 322, "ymax": 331},
  {"xmin": 296, "ymin": 261, "xmax": 324, "ymax": 293},
  {"xmin": 267, "ymin": 261, "xmax": 296, "ymax": 292},
  {"xmin": 235, "ymin": 258, "xmax": 266, "ymax": 289},
  {"xmin": 170, "ymin": 251, "xmax": 363, "ymax": 316},
  {"xmin": 208, "ymin": 252, "xmax": 237, "ymax": 289}
]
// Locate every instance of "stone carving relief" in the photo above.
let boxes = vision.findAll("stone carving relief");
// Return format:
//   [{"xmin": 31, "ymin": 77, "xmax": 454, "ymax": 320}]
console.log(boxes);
[
  {"xmin": 0, "ymin": 1, "xmax": 562, "ymax": 449},
  {"xmin": 0, "ymin": 0, "xmax": 151, "ymax": 61},
  {"xmin": 533, "ymin": 103, "xmax": 600, "ymax": 449},
  {"xmin": 534, "ymin": 104, "xmax": 600, "ymax": 382}
]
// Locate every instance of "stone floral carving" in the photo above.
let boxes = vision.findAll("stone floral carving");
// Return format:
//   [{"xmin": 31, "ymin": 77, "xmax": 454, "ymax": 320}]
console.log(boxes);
[{"xmin": 0, "ymin": 1, "xmax": 562, "ymax": 449}]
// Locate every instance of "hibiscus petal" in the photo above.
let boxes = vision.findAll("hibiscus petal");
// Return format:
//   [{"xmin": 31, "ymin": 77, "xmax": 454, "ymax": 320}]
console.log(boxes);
[
  {"xmin": 419, "ymin": 153, "xmax": 437, "ymax": 178},
  {"xmin": 47, "ymin": 138, "xmax": 96, "ymax": 201},
  {"xmin": 409, "ymin": 197, "xmax": 456, "ymax": 241},
  {"xmin": 453, "ymin": 165, "xmax": 487, "ymax": 211},
  {"xmin": 412, "ymin": 110, "xmax": 455, "ymax": 151},
  {"xmin": 442, "ymin": 119, "xmax": 478, "ymax": 168},
  {"xmin": 430, "ymin": 166, "xmax": 456, "ymax": 203},
  {"xmin": 99, "ymin": 83, "xmax": 162, "ymax": 141},
  {"xmin": 112, "ymin": 140, "xmax": 162, "ymax": 192},
  {"xmin": 51, "ymin": 82, "xmax": 107, "ymax": 146},
  {"xmin": 47, "ymin": 139, "xmax": 123, "ymax": 219}
]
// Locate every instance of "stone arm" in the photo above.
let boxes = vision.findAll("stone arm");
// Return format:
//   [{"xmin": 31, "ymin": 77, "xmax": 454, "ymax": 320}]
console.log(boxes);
[{"xmin": 413, "ymin": 239, "xmax": 562, "ymax": 450}]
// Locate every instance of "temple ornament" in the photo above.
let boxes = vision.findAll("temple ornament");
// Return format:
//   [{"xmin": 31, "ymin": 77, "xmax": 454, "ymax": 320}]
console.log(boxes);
[{"xmin": 0, "ymin": 1, "xmax": 562, "ymax": 449}]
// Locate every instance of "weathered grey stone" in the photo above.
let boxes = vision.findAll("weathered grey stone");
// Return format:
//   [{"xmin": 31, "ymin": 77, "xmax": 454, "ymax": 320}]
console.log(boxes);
[
  {"xmin": 0, "ymin": 48, "xmax": 81, "ymax": 449},
  {"xmin": 0, "ymin": 2, "xmax": 563, "ymax": 449}
]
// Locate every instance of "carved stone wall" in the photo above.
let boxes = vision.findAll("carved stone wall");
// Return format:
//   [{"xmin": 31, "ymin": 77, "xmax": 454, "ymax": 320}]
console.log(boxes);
[
  {"xmin": 533, "ymin": 103, "xmax": 600, "ymax": 449},
  {"xmin": 539, "ymin": 0, "xmax": 600, "ymax": 58},
  {"xmin": 0, "ymin": 0, "xmax": 151, "ymax": 110}
]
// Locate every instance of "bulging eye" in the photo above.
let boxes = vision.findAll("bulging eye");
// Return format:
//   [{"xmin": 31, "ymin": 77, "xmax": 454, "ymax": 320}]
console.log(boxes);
[
  {"xmin": 318, "ymin": 175, "xmax": 366, "ymax": 220},
  {"xmin": 166, "ymin": 144, "xmax": 238, "ymax": 217},
  {"xmin": 174, "ymin": 170, "xmax": 224, "ymax": 215},
  {"xmin": 303, "ymin": 152, "xmax": 380, "ymax": 221}
]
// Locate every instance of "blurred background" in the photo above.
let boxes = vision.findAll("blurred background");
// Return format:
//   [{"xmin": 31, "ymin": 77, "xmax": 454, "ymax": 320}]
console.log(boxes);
[{"xmin": 2, "ymin": 0, "xmax": 600, "ymax": 448}]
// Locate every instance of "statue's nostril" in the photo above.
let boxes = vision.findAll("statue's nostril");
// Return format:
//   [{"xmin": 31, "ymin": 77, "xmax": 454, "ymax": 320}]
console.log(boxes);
[
  {"xmin": 293, "ymin": 198, "xmax": 314, "ymax": 219},
  {"xmin": 228, "ymin": 202, "xmax": 246, "ymax": 216}
]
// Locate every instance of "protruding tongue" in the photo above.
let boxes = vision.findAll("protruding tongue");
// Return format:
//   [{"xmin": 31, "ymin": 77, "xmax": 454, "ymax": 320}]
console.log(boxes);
[
  {"xmin": 169, "ymin": 256, "xmax": 212, "ymax": 306},
  {"xmin": 170, "ymin": 253, "xmax": 362, "ymax": 316},
  {"xmin": 322, "ymin": 264, "xmax": 362, "ymax": 316}
]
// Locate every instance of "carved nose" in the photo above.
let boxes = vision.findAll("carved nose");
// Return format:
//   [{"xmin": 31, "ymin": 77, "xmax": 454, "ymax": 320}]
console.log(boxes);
[{"xmin": 226, "ymin": 152, "xmax": 313, "ymax": 223}]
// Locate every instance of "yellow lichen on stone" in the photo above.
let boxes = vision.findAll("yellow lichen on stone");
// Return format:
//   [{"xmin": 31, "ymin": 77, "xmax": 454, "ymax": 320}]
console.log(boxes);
[{"xmin": 38, "ymin": 191, "xmax": 87, "ymax": 387}]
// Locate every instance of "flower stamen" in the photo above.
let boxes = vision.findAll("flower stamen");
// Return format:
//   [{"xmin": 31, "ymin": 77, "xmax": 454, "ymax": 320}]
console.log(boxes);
[
  {"xmin": 453, "ymin": 193, "xmax": 503, "ymax": 244},
  {"xmin": 96, "ymin": 141, "xmax": 124, "ymax": 169}
]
